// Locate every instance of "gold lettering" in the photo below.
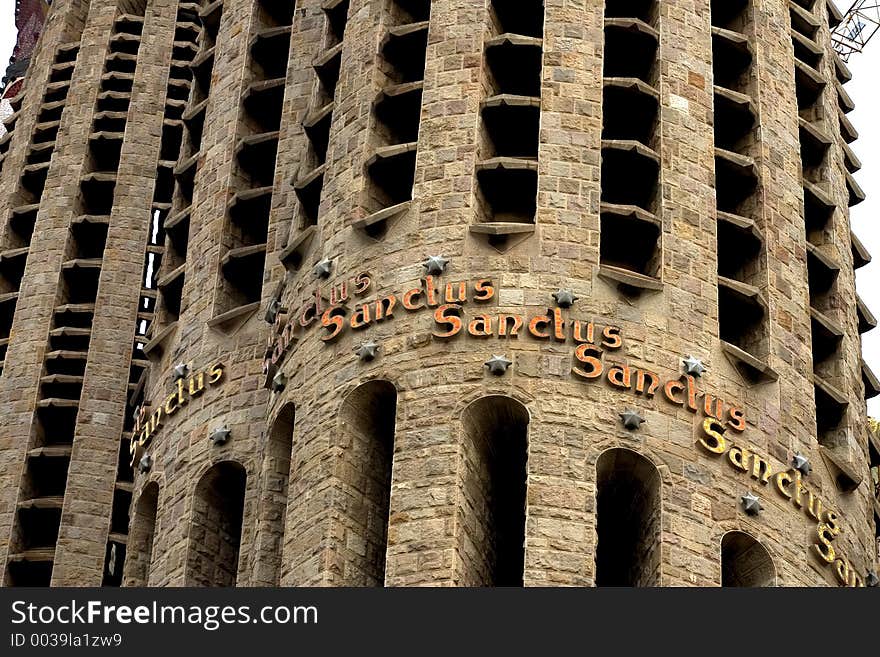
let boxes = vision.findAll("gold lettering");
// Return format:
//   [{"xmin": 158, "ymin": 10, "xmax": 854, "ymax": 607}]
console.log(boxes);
[
  {"xmin": 164, "ymin": 392, "xmax": 179, "ymax": 416},
  {"xmin": 775, "ymin": 472, "xmax": 793, "ymax": 499},
  {"xmin": 750, "ymin": 453, "xmax": 772, "ymax": 484},
  {"xmin": 727, "ymin": 445, "xmax": 749, "ymax": 472},
  {"xmin": 699, "ymin": 417, "xmax": 727, "ymax": 454}
]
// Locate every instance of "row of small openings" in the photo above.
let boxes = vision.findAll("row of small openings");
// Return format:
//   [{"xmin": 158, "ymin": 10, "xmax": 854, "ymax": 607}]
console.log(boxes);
[
  {"xmin": 1, "ymin": 42, "xmax": 78, "ymax": 172},
  {"xmin": 287, "ymin": 0, "xmax": 350, "ymax": 260},
  {"xmin": 470, "ymin": 1, "xmax": 543, "ymax": 252},
  {"xmin": 79, "ymin": 13, "xmax": 145, "ymax": 223},
  {"xmin": 6, "ymin": 11, "xmax": 144, "ymax": 587},
  {"xmin": 129, "ymin": 393, "xmax": 773, "ymax": 587},
  {"xmin": 598, "ymin": 0, "xmax": 661, "ymax": 293},
  {"xmin": 789, "ymin": 3, "xmax": 852, "ymax": 452},
  {"xmin": 5, "ymin": 210, "xmax": 110, "ymax": 587},
  {"xmin": 102, "ymin": 2, "xmax": 206, "ymax": 589},
  {"xmin": 214, "ymin": 0, "xmax": 293, "ymax": 326},
  {"xmin": 0, "ymin": 42, "xmax": 81, "ymax": 383},
  {"xmin": 830, "ymin": 19, "xmax": 876, "ymax": 413},
  {"xmin": 711, "ymin": 0, "xmax": 771, "ymax": 382},
  {"xmin": 1, "ymin": 26, "xmax": 87, "ymax": 585},
  {"xmin": 0, "ymin": 92, "xmax": 24, "ymax": 173},
  {"xmin": 153, "ymin": 1, "xmax": 223, "ymax": 331},
  {"xmin": 359, "ymin": 0, "xmax": 430, "ymax": 237}
]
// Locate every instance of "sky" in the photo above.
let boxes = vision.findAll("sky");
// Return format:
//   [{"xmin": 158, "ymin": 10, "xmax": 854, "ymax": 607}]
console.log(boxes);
[{"xmin": 0, "ymin": 4, "xmax": 879, "ymax": 412}]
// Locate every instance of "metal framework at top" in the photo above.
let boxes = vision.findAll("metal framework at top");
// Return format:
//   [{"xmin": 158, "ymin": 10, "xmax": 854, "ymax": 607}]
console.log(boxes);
[{"xmin": 833, "ymin": 1, "xmax": 880, "ymax": 61}]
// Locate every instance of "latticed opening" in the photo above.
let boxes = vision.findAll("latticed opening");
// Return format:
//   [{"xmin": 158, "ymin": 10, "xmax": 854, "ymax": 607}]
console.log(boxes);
[
  {"xmin": 601, "ymin": 144, "xmax": 659, "ymax": 211},
  {"xmin": 489, "ymin": 0, "xmax": 544, "ymax": 37},
  {"xmin": 595, "ymin": 449, "xmax": 661, "ymax": 587},
  {"xmin": 326, "ymin": 0, "xmax": 351, "ymax": 46},
  {"xmin": 485, "ymin": 38, "xmax": 542, "ymax": 96},
  {"xmin": 603, "ymin": 80, "xmax": 658, "ymax": 147},
  {"xmin": 600, "ymin": 209, "xmax": 661, "ymax": 277},
  {"xmin": 711, "ymin": 0, "xmax": 749, "ymax": 31},
  {"xmin": 21, "ymin": 452, "xmax": 70, "ymax": 500},
  {"xmin": 718, "ymin": 280, "xmax": 767, "ymax": 359}
]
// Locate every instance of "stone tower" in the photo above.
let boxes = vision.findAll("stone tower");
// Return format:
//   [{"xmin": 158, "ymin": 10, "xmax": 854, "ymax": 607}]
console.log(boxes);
[{"xmin": 0, "ymin": 0, "xmax": 877, "ymax": 587}]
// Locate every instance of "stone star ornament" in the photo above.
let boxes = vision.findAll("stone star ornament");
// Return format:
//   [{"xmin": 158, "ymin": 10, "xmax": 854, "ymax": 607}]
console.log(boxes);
[
  {"xmin": 619, "ymin": 410, "xmax": 646, "ymax": 430},
  {"xmin": 791, "ymin": 453, "xmax": 812, "ymax": 477},
  {"xmin": 271, "ymin": 371, "xmax": 287, "ymax": 392},
  {"xmin": 485, "ymin": 355, "xmax": 513, "ymax": 375},
  {"xmin": 172, "ymin": 362, "xmax": 190, "ymax": 382},
  {"xmin": 138, "ymin": 454, "xmax": 153, "ymax": 474},
  {"xmin": 741, "ymin": 492, "xmax": 762, "ymax": 516},
  {"xmin": 422, "ymin": 255, "xmax": 449, "ymax": 275},
  {"xmin": 265, "ymin": 298, "xmax": 282, "ymax": 324},
  {"xmin": 209, "ymin": 426, "xmax": 231, "ymax": 445},
  {"xmin": 312, "ymin": 258, "xmax": 333, "ymax": 279},
  {"xmin": 683, "ymin": 355, "xmax": 707, "ymax": 377},
  {"xmin": 552, "ymin": 289, "xmax": 578, "ymax": 308},
  {"xmin": 356, "ymin": 341, "xmax": 380, "ymax": 362}
]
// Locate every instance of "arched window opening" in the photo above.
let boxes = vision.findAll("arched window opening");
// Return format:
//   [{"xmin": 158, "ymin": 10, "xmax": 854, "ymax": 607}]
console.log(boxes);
[
  {"xmin": 186, "ymin": 461, "xmax": 247, "ymax": 587},
  {"xmin": 595, "ymin": 448, "xmax": 661, "ymax": 587},
  {"xmin": 721, "ymin": 531, "xmax": 775, "ymax": 587},
  {"xmin": 123, "ymin": 482, "xmax": 159, "ymax": 586},
  {"xmin": 338, "ymin": 381, "xmax": 397, "ymax": 585},
  {"xmin": 460, "ymin": 396, "xmax": 529, "ymax": 586},
  {"xmin": 262, "ymin": 403, "xmax": 295, "ymax": 586}
]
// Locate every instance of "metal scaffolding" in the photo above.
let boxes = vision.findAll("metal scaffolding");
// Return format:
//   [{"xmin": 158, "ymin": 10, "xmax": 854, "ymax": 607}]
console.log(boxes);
[{"xmin": 833, "ymin": 1, "xmax": 880, "ymax": 61}]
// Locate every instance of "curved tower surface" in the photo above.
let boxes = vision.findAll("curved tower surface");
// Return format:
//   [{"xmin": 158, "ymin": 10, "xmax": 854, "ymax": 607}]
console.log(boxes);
[{"xmin": 0, "ymin": 0, "xmax": 878, "ymax": 587}]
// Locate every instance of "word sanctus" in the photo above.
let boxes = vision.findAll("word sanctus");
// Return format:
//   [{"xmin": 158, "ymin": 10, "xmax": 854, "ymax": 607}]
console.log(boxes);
[
  {"xmin": 573, "ymin": 347, "xmax": 747, "ymax": 432},
  {"xmin": 263, "ymin": 274, "xmax": 624, "ymax": 376},
  {"xmin": 128, "ymin": 363, "xmax": 225, "ymax": 466},
  {"xmin": 700, "ymin": 418, "xmax": 865, "ymax": 587}
]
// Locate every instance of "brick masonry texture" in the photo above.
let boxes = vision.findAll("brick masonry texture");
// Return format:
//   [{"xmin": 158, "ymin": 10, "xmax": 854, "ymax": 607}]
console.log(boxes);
[{"xmin": 0, "ymin": 0, "xmax": 878, "ymax": 587}]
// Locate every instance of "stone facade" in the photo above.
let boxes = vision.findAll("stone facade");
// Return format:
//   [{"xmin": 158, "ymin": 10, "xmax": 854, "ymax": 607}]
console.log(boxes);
[{"xmin": 0, "ymin": 0, "xmax": 878, "ymax": 588}]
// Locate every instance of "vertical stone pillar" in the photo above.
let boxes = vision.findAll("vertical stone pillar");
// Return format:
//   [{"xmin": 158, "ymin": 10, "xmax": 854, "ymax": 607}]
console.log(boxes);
[
  {"xmin": 650, "ymin": 0, "xmax": 719, "ymax": 586},
  {"xmin": 149, "ymin": 0, "xmax": 257, "ymax": 587},
  {"xmin": 521, "ymin": 0, "xmax": 604, "ymax": 587},
  {"xmin": 0, "ymin": 0, "xmax": 114, "ymax": 583},
  {"xmin": 51, "ymin": 0, "xmax": 179, "ymax": 587}
]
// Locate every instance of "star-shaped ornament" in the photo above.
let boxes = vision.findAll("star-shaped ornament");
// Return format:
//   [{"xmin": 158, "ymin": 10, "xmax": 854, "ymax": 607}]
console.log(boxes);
[
  {"xmin": 552, "ymin": 289, "xmax": 579, "ymax": 308},
  {"xmin": 172, "ymin": 362, "xmax": 190, "ymax": 382},
  {"xmin": 791, "ymin": 453, "xmax": 812, "ymax": 477},
  {"xmin": 422, "ymin": 256, "xmax": 449, "ymax": 275},
  {"xmin": 209, "ymin": 426, "xmax": 231, "ymax": 445},
  {"xmin": 683, "ymin": 356, "xmax": 707, "ymax": 377},
  {"xmin": 356, "ymin": 341, "xmax": 380, "ymax": 362},
  {"xmin": 741, "ymin": 492, "xmax": 762, "ymax": 516},
  {"xmin": 265, "ymin": 299, "xmax": 282, "ymax": 324},
  {"xmin": 485, "ymin": 355, "xmax": 513, "ymax": 375},
  {"xmin": 271, "ymin": 371, "xmax": 287, "ymax": 392},
  {"xmin": 138, "ymin": 454, "xmax": 152, "ymax": 474},
  {"xmin": 312, "ymin": 258, "xmax": 333, "ymax": 279},
  {"xmin": 619, "ymin": 409, "xmax": 646, "ymax": 431}
]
